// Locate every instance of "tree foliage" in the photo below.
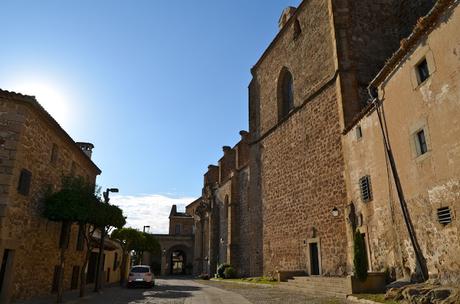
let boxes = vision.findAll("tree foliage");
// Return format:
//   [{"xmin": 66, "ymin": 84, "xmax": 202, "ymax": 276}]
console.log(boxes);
[
  {"xmin": 43, "ymin": 176, "xmax": 126, "ymax": 228},
  {"xmin": 111, "ymin": 228, "xmax": 161, "ymax": 254},
  {"xmin": 353, "ymin": 231, "xmax": 368, "ymax": 282}
]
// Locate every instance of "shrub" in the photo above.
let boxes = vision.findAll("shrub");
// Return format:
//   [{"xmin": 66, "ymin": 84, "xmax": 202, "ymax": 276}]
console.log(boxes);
[
  {"xmin": 224, "ymin": 266, "xmax": 237, "ymax": 279},
  {"xmin": 353, "ymin": 231, "xmax": 368, "ymax": 282},
  {"xmin": 217, "ymin": 263, "xmax": 230, "ymax": 278},
  {"xmin": 198, "ymin": 273, "xmax": 210, "ymax": 280}
]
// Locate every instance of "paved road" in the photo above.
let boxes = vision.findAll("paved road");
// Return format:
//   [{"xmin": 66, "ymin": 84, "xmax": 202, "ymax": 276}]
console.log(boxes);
[
  {"xmin": 77, "ymin": 277, "xmax": 252, "ymax": 304},
  {"xmin": 16, "ymin": 277, "xmax": 345, "ymax": 304}
]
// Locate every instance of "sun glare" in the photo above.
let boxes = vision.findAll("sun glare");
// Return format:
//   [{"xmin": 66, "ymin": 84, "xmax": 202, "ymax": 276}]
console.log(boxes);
[{"xmin": 10, "ymin": 81, "xmax": 72, "ymax": 127}]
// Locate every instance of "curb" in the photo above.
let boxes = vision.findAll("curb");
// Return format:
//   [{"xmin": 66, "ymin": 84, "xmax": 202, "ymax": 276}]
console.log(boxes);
[{"xmin": 208, "ymin": 278, "xmax": 276, "ymax": 288}]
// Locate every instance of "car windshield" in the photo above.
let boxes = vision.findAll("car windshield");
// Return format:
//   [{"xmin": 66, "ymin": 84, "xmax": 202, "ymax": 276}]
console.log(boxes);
[{"xmin": 131, "ymin": 267, "xmax": 150, "ymax": 273}]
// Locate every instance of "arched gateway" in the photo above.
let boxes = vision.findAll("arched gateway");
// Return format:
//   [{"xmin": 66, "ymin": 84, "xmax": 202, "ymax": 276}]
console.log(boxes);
[{"xmin": 147, "ymin": 205, "xmax": 194, "ymax": 276}]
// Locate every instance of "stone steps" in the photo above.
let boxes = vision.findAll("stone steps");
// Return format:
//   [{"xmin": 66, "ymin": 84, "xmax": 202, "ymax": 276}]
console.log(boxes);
[{"xmin": 279, "ymin": 276, "xmax": 350, "ymax": 298}]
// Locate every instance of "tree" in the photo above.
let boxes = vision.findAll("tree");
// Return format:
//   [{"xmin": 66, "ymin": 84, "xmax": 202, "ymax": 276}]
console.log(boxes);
[
  {"xmin": 111, "ymin": 228, "xmax": 143, "ymax": 285},
  {"xmin": 43, "ymin": 176, "xmax": 126, "ymax": 302},
  {"xmin": 353, "ymin": 231, "xmax": 368, "ymax": 282}
]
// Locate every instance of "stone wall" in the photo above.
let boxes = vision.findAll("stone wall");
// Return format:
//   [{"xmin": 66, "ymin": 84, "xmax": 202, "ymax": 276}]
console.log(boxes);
[
  {"xmin": 0, "ymin": 92, "xmax": 100, "ymax": 302},
  {"xmin": 249, "ymin": 0, "xmax": 348, "ymax": 276}
]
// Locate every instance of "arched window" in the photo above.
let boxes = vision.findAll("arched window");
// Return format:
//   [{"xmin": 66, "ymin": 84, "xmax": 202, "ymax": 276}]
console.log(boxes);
[
  {"xmin": 278, "ymin": 68, "xmax": 294, "ymax": 120},
  {"xmin": 293, "ymin": 19, "xmax": 301, "ymax": 40}
]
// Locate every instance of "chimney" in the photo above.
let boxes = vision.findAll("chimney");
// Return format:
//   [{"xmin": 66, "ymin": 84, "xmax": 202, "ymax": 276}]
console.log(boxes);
[
  {"xmin": 76, "ymin": 142, "xmax": 94, "ymax": 159},
  {"xmin": 278, "ymin": 6, "xmax": 296, "ymax": 30}
]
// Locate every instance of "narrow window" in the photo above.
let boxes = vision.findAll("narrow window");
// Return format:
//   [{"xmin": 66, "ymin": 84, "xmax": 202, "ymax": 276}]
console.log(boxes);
[
  {"xmin": 113, "ymin": 253, "xmax": 118, "ymax": 270},
  {"xmin": 416, "ymin": 58, "xmax": 430, "ymax": 84},
  {"xmin": 359, "ymin": 175, "xmax": 373, "ymax": 203},
  {"xmin": 437, "ymin": 207, "xmax": 452, "ymax": 225},
  {"xmin": 175, "ymin": 224, "xmax": 181, "ymax": 235},
  {"xmin": 356, "ymin": 125, "xmax": 363, "ymax": 140},
  {"xmin": 71, "ymin": 266, "xmax": 80, "ymax": 289},
  {"xmin": 106, "ymin": 268, "xmax": 110, "ymax": 282},
  {"xmin": 17, "ymin": 169, "xmax": 32, "ymax": 196},
  {"xmin": 59, "ymin": 222, "xmax": 71, "ymax": 249},
  {"xmin": 278, "ymin": 68, "xmax": 294, "ymax": 120},
  {"xmin": 51, "ymin": 265, "xmax": 61, "ymax": 293},
  {"xmin": 76, "ymin": 224, "xmax": 84, "ymax": 251},
  {"xmin": 415, "ymin": 129, "xmax": 428, "ymax": 156},
  {"xmin": 51, "ymin": 144, "xmax": 59, "ymax": 164},
  {"xmin": 293, "ymin": 19, "xmax": 301, "ymax": 40}
]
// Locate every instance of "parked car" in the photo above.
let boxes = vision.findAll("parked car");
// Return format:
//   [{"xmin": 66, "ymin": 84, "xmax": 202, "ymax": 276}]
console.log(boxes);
[{"xmin": 127, "ymin": 265, "xmax": 154, "ymax": 288}]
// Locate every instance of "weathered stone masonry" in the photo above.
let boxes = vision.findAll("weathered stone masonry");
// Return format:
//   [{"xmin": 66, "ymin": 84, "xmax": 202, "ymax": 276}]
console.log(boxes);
[
  {"xmin": 248, "ymin": 0, "xmax": 436, "ymax": 277},
  {"xmin": 0, "ymin": 90, "xmax": 101, "ymax": 302}
]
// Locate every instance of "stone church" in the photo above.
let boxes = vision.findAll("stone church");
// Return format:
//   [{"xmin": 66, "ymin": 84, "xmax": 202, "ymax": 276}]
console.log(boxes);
[{"xmin": 160, "ymin": 0, "xmax": 460, "ymax": 289}]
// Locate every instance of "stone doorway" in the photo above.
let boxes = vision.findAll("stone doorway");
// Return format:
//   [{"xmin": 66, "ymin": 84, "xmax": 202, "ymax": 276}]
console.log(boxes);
[
  {"xmin": 170, "ymin": 250, "xmax": 186, "ymax": 275},
  {"xmin": 309, "ymin": 243, "xmax": 320, "ymax": 275},
  {"xmin": 0, "ymin": 249, "xmax": 14, "ymax": 298}
]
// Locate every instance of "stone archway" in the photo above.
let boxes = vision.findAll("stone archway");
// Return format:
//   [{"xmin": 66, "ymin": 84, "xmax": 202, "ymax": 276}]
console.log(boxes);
[{"xmin": 170, "ymin": 249, "xmax": 186, "ymax": 275}]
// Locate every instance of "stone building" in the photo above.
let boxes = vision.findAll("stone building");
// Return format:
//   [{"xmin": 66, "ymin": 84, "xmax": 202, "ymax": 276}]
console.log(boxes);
[
  {"xmin": 189, "ymin": 131, "xmax": 256, "ymax": 276},
  {"xmin": 149, "ymin": 205, "xmax": 194, "ymax": 276},
  {"xmin": 0, "ymin": 89, "xmax": 101, "ymax": 302},
  {"xmin": 248, "ymin": 0, "xmax": 436, "ymax": 277},
  {"xmin": 343, "ymin": 0, "xmax": 460, "ymax": 284}
]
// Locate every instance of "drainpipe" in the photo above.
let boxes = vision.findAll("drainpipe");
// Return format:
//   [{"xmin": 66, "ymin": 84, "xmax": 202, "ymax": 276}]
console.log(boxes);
[{"xmin": 368, "ymin": 87, "xmax": 428, "ymax": 282}]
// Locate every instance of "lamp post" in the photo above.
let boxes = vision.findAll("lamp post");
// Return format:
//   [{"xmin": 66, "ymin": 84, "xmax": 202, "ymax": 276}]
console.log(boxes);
[{"xmin": 94, "ymin": 187, "xmax": 119, "ymax": 292}]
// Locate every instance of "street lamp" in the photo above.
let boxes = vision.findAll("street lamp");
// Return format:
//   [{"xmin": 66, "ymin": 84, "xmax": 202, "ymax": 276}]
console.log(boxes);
[{"xmin": 94, "ymin": 187, "xmax": 119, "ymax": 292}]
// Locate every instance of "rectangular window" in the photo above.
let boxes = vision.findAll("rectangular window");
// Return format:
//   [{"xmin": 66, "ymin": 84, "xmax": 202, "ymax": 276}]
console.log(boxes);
[
  {"xmin": 106, "ymin": 268, "xmax": 111, "ymax": 282},
  {"xmin": 71, "ymin": 266, "xmax": 80, "ymax": 290},
  {"xmin": 51, "ymin": 265, "xmax": 61, "ymax": 293},
  {"xmin": 416, "ymin": 58, "xmax": 430, "ymax": 84},
  {"xmin": 356, "ymin": 125, "xmax": 363, "ymax": 140},
  {"xmin": 415, "ymin": 129, "xmax": 428, "ymax": 156},
  {"xmin": 76, "ymin": 224, "xmax": 84, "ymax": 251},
  {"xmin": 359, "ymin": 175, "xmax": 373, "ymax": 203},
  {"xmin": 59, "ymin": 222, "xmax": 71, "ymax": 249},
  {"xmin": 51, "ymin": 143, "xmax": 59, "ymax": 164},
  {"xmin": 113, "ymin": 253, "xmax": 118, "ymax": 270},
  {"xmin": 17, "ymin": 169, "xmax": 32, "ymax": 196},
  {"xmin": 175, "ymin": 224, "xmax": 181, "ymax": 235}
]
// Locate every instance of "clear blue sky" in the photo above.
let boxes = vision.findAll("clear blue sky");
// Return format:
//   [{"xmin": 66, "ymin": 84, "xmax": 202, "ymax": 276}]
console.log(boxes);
[{"xmin": 0, "ymin": 0, "xmax": 300, "ymax": 203}]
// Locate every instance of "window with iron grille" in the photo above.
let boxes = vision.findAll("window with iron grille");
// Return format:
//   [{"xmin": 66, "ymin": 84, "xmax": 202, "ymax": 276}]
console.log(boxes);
[
  {"xmin": 437, "ymin": 207, "xmax": 452, "ymax": 225},
  {"xmin": 359, "ymin": 175, "xmax": 373, "ymax": 203},
  {"xmin": 17, "ymin": 169, "xmax": 32, "ymax": 196}
]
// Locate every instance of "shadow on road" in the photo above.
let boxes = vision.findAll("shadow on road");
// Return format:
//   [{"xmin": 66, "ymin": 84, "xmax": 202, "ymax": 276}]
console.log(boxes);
[{"xmin": 125, "ymin": 276, "xmax": 202, "ymax": 301}]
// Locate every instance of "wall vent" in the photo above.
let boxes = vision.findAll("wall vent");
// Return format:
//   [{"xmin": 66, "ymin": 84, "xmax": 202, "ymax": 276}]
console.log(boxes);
[
  {"xmin": 437, "ymin": 207, "xmax": 452, "ymax": 225},
  {"xmin": 359, "ymin": 175, "xmax": 373, "ymax": 203}
]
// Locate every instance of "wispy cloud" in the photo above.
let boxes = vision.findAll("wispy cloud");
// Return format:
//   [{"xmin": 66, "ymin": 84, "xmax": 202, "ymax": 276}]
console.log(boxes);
[{"xmin": 110, "ymin": 194, "xmax": 196, "ymax": 234}]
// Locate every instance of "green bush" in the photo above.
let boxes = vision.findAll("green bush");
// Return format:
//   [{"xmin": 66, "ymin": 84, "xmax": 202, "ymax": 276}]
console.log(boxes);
[
  {"xmin": 217, "ymin": 263, "xmax": 230, "ymax": 278},
  {"xmin": 353, "ymin": 231, "xmax": 368, "ymax": 282},
  {"xmin": 224, "ymin": 266, "xmax": 237, "ymax": 279}
]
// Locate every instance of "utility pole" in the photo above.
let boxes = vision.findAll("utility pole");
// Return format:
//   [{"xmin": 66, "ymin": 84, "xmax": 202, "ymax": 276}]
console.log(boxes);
[{"xmin": 370, "ymin": 89, "xmax": 428, "ymax": 281}]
